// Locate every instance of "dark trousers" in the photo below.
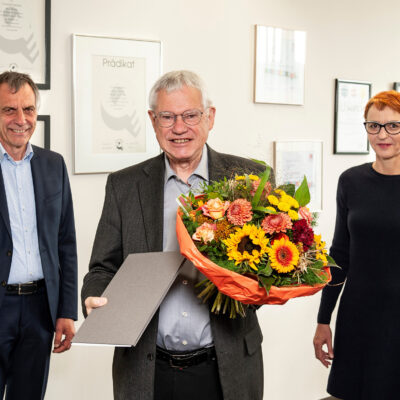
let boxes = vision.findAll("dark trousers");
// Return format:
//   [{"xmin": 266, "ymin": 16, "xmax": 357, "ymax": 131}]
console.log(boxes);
[
  {"xmin": 0, "ymin": 287, "xmax": 53, "ymax": 400},
  {"xmin": 154, "ymin": 354, "xmax": 224, "ymax": 400}
]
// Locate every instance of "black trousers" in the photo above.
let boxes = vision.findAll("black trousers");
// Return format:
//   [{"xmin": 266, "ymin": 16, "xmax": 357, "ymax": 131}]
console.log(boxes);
[
  {"xmin": 0, "ymin": 287, "xmax": 53, "ymax": 400},
  {"xmin": 154, "ymin": 354, "xmax": 224, "ymax": 400}
]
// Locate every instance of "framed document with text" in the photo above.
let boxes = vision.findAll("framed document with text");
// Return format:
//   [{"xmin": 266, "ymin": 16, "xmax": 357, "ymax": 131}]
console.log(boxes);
[
  {"xmin": 0, "ymin": 0, "xmax": 50, "ymax": 89},
  {"xmin": 334, "ymin": 79, "xmax": 371, "ymax": 154},
  {"xmin": 274, "ymin": 141, "xmax": 323, "ymax": 211},
  {"xmin": 72, "ymin": 34, "xmax": 162, "ymax": 174}
]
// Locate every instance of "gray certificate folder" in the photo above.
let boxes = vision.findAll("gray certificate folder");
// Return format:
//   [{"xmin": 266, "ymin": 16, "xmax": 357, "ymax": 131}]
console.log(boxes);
[{"xmin": 73, "ymin": 251, "xmax": 185, "ymax": 347}]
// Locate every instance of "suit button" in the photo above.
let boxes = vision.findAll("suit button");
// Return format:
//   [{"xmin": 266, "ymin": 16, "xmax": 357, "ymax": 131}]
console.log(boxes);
[
  {"xmin": 1, "ymin": 281, "xmax": 6, "ymax": 287},
  {"xmin": 147, "ymin": 353, "xmax": 154, "ymax": 361},
  {"xmin": 6, "ymin": 250, "xmax": 12, "ymax": 257}
]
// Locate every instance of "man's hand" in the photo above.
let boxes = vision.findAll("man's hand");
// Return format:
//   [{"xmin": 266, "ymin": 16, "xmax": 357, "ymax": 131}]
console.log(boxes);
[
  {"xmin": 84, "ymin": 296, "xmax": 108, "ymax": 315},
  {"xmin": 53, "ymin": 318, "xmax": 75, "ymax": 353},
  {"xmin": 313, "ymin": 323, "xmax": 334, "ymax": 368}
]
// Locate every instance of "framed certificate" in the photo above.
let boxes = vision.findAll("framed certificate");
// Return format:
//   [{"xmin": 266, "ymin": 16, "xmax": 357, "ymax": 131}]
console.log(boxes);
[
  {"xmin": 0, "ymin": 0, "xmax": 50, "ymax": 89},
  {"xmin": 274, "ymin": 141, "xmax": 323, "ymax": 211},
  {"xmin": 31, "ymin": 115, "xmax": 50, "ymax": 150},
  {"xmin": 254, "ymin": 25, "xmax": 306, "ymax": 105},
  {"xmin": 334, "ymin": 79, "xmax": 371, "ymax": 154},
  {"xmin": 72, "ymin": 34, "xmax": 162, "ymax": 174}
]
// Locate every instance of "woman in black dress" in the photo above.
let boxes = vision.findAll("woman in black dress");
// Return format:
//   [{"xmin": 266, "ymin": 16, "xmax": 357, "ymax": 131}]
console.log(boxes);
[{"xmin": 313, "ymin": 90, "xmax": 400, "ymax": 399}]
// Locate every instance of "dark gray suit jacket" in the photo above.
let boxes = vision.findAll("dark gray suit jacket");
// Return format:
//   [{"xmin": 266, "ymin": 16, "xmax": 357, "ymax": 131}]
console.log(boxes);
[
  {"xmin": 0, "ymin": 146, "xmax": 78, "ymax": 326},
  {"xmin": 82, "ymin": 146, "xmax": 272, "ymax": 400}
]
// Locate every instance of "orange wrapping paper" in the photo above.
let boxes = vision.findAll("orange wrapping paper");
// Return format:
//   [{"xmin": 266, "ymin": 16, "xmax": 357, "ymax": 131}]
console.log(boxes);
[{"xmin": 176, "ymin": 210, "xmax": 331, "ymax": 305}]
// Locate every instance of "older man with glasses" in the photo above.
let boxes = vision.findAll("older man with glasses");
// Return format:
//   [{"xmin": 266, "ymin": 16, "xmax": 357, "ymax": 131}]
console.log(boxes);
[{"xmin": 82, "ymin": 70, "xmax": 272, "ymax": 400}]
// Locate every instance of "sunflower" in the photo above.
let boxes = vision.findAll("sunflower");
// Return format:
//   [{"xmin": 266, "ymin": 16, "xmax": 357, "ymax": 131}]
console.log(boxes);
[
  {"xmin": 267, "ymin": 237, "xmax": 299, "ymax": 273},
  {"xmin": 223, "ymin": 224, "xmax": 269, "ymax": 270}
]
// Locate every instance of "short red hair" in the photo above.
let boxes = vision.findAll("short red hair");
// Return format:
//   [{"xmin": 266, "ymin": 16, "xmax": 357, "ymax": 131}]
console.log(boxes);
[{"xmin": 364, "ymin": 90, "xmax": 400, "ymax": 119}]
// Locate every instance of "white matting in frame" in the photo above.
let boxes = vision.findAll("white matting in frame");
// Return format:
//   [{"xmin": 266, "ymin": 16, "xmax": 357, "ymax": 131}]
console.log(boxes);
[
  {"xmin": 274, "ymin": 141, "xmax": 322, "ymax": 211},
  {"xmin": 0, "ymin": 0, "xmax": 50, "ymax": 89},
  {"xmin": 72, "ymin": 34, "xmax": 162, "ymax": 174},
  {"xmin": 254, "ymin": 25, "xmax": 306, "ymax": 105}
]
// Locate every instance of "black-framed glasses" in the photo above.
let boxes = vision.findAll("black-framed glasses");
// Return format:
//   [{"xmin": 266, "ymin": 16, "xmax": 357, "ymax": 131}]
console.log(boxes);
[
  {"xmin": 363, "ymin": 121, "xmax": 400, "ymax": 135},
  {"xmin": 154, "ymin": 109, "xmax": 205, "ymax": 128}
]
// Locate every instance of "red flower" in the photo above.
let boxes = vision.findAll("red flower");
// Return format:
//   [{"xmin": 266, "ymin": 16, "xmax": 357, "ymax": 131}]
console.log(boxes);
[{"xmin": 292, "ymin": 219, "xmax": 314, "ymax": 251}]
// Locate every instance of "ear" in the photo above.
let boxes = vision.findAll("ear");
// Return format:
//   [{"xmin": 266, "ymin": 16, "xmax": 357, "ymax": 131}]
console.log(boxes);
[
  {"xmin": 207, "ymin": 107, "xmax": 216, "ymax": 130},
  {"xmin": 148, "ymin": 110, "xmax": 157, "ymax": 130}
]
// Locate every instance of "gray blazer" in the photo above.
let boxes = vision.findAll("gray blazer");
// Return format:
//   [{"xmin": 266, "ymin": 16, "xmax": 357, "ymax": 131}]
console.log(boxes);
[{"xmin": 82, "ymin": 146, "xmax": 272, "ymax": 400}]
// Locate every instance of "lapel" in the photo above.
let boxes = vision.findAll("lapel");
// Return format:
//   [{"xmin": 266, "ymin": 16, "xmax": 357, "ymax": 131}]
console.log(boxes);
[
  {"xmin": 29, "ymin": 150, "xmax": 44, "ymax": 238},
  {"xmin": 138, "ymin": 153, "xmax": 165, "ymax": 252},
  {"xmin": 0, "ymin": 165, "xmax": 11, "ymax": 237}
]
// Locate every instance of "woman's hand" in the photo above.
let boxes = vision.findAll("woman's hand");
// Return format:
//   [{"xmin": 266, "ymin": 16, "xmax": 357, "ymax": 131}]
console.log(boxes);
[{"xmin": 313, "ymin": 323, "xmax": 334, "ymax": 368}]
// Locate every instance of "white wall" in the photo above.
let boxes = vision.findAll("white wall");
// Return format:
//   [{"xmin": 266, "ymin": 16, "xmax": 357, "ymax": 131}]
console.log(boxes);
[{"xmin": 38, "ymin": 0, "xmax": 398, "ymax": 398}]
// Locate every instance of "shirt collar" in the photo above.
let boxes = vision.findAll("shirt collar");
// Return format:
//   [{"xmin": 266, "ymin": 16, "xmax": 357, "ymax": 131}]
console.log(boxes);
[
  {"xmin": 164, "ymin": 145, "xmax": 209, "ymax": 183},
  {"xmin": 0, "ymin": 142, "xmax": 34, "ymax": 163}
]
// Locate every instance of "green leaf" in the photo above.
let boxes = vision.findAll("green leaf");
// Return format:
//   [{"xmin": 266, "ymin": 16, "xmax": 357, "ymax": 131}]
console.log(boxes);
[
  {"xmin": 326, "ymin": 255, "xmax": 337, "ymax": 266},
  {"xmin": 253, "ymin": 206, "xmax": 278, "ymax": 214},
  {"xmin": 258, "ymin": 262, "xmax": 272, "ymax": 277},
  {"xmin": 251, "ymin": 165, "xmax": 271, "ymax": 207},
  {"xmin": 294, "ymin": 176, "xmax": 311, "ymax": 207},
  {"xmin": 258, "ymin": 276, "xmax": 275, "ymax": 294},
  {"xmin": 249, "ymin": 158, "xmax": 267, "ymax": 166}
]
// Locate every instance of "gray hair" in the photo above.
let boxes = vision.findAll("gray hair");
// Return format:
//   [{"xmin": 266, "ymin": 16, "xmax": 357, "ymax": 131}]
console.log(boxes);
[
  {"xmin": 149, "ymin": 70, "xmax": 212, "ymax": 111},
  {"xmin": 0, "ymin": 71, "xmax": 39, "ymax": 106}
]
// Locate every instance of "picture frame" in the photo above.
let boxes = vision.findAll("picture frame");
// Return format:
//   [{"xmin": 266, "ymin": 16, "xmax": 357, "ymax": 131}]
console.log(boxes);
[
  {"xmin": 31, "ymin": 115, "xmax": 50, "ymax": 150},
  {"xmin": 72, "ymin": 34, "xmax": 162, "ymax": 174},
  {"xmin": 254, "ymin": 25, "xmax": 306, "ymax": 105},
  {"xmin": 0, "ymin": 0, "xmax": 51, "ymax": 89},
  {"xmin": 274, "ymin": 141, "xmax": 323, "ymax": 211},
  {"xmin": 334, "ymin": 79, "xmax": 371, "ymax": 155},
  {"xmin": 393, "ymin": 82, "xmax": 400, "ymax": 91}
]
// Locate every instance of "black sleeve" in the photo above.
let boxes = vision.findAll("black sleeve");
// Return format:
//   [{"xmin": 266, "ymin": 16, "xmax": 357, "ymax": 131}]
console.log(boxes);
[{"xmin": 317, "ymin": 174, "xmax": 350, "ymax": 324}]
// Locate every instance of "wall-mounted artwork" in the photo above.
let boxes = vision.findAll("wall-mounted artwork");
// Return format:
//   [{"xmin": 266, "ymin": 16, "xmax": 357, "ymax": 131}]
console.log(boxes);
[
  {"xmin": 72, "ymin": 34, "xmax": 162, "ymax": 174},
  {"xmin": 0, "ymin": 0, "xmax": 51, "ymax": 89},
  {"xmin": 274, "ymin": 141, "xmax": 323, "ymax": 211},
  {"xmin": 30, "ymin": 114, "xmax": 50, "ymax": 150},
  {"xmin": 334, "ymin": 79, "xmax": 371, "ymax": 155},
  {"xmin": 254, "ymin": 25, "xmax": 306, "ymax": 105}
]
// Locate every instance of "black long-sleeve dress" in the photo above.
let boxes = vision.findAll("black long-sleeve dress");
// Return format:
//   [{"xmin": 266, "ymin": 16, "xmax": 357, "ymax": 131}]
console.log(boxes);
[{"xmin": 318, "ymin": 163, "xmax": 400, "ymax": 400}]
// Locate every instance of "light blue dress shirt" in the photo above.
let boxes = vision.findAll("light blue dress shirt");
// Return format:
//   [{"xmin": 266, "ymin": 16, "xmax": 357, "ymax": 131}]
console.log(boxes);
[
  {"xmin": 157, "ymin": 146, "xmax": 214, "ymax": 351},
  {"xmin": 0, "ymin": 142, "xmax": 44, "ymax": 284}
]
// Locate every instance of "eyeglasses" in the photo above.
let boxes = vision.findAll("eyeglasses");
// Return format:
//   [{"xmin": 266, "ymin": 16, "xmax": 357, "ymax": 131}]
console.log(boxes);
[
  {"xmin": 154, "ymin": 109, "xmax": 205, "ymax": 128},
  {"xmin": 363, "ymin": 121, "xmax": 400, "ymax": 135}
]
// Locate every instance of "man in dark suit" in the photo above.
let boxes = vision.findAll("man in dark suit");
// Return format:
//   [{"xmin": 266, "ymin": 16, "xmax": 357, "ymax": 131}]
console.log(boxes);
[
  {"xmin": 0, "ymin": 71, "xmax": 77, "ymax": 400},
  {"xmin": 82, "ymin": 70, "xmax": 268, "ymax": 400}
]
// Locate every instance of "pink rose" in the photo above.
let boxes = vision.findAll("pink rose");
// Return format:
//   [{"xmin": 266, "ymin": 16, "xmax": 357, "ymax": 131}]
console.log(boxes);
[
  {"xmin": 298, "ymin": 206, "xmax": 313, "ymax": 226},
  {"xmin": 202, "ymin": 198, "xmax": 230, "ymax": 220},
  {"xmin": 192, "ymin": 222, "xmax": 216, "ymax": 243}
]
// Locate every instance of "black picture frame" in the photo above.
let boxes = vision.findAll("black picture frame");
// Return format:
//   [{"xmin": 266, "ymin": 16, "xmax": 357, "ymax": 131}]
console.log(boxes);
[
  {"xmin": 0, "ymin": 0, "xmax": 51, "ymax": 89},
  {"xmin": 35, "ymin": 115, "xmax": 50, "ymax": 150},
  {"xmin": 38, "ymin": 0, "xmax": 51, "ymax": 90},
  {"xmin": 393, "ymin": 82, "xmax": 400, "ymax": 92},
  {"xmin": 334, "ymin": 79, "xmax": 371, "ymax": 155}
]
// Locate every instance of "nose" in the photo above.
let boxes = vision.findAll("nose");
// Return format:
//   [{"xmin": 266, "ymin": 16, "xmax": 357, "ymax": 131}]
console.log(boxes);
[
  {"xmin": 14, "ymin": 108, "xmax": 26, "ymax": 125},
  {"xmin": 172, "ymin": 114, "xmax": 187, "ymax": 134},
  {"xmin": 377, "ymin": 126, "xmax": 389, "ymax": 139}
]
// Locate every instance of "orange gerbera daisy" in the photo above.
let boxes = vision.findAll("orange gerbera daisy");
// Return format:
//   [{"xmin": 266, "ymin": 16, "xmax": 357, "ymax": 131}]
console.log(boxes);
[
  {"xmin": 227, "ymin": 199, "xmax": 253, "ymax": 226},
  {"xmin": 261, "ymin": 213, "xmax": 292, "ymax": 234},
  {"xmin": 267, "ymin": 237, "xmax": 299, "ymax": 273}
]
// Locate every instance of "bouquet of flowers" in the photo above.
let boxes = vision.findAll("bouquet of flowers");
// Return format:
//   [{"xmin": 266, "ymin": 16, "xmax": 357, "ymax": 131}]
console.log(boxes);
[{"xmin": 176, "ymin": 164, "xmax": 335, "ymax": 318}]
